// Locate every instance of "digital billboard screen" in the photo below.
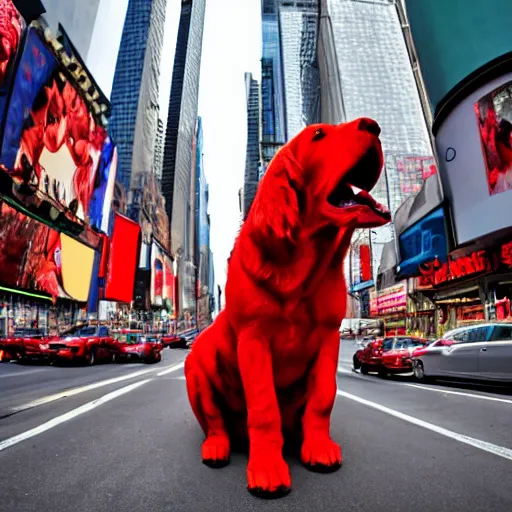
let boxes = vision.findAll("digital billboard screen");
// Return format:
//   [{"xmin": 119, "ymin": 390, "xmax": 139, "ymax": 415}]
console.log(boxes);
[
  {"xmin": 435, "ymin": 72, "xmax": 512, "ymax": 246},
  {"xmin": 0, "ymin": 201, "xmax": 94, "ymax": 301},
  {"xmin": 398, "ymin": 205, "xmax": 449, "ymax": 278},
  {"xmin": 0, "ymin": 25, "xmax": 113, "ymax": 231}
]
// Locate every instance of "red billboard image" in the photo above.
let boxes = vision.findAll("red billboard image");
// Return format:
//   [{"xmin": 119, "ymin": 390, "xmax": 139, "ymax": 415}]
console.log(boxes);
[
  {"xmin": 0, "ymin": 0, "xmax": 23, "ymax": 87},
  {"xmin": 0, "ymin": 26, "xmax": 111, "ymax": 228},
  {"xmin": 0, "ymin": 201, "xmax": 93, "ymax": 301},
  {"xmin": 360, "ymin": 244, "xmax": 372, "ymax": 282},
  {"xmin": 105, "ymin": 213, "xmax": 141, "ymax": 303},
  {"xmin": 475, "ymin": 81, "xmax": 512, "ymax": 195}
]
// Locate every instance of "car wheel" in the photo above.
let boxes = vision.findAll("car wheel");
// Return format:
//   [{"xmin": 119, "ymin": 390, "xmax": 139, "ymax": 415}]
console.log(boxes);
[
  {"xmin": 353, "ymin": 355, "xmax": 361, "ymax": 370},
  {"xmin": 413, "ymin": 361, "xmax": 434, "ymax": 383},
  {"xmin": 111, "ymin": 353, "xmax": 117, "ymax": 364},
  {"xmin": 360, "ymin": 363, "xmax": 369, "ymax": 375},
  {"xmin": 377, "ymin": 366, "xmax": 387, "ymax": 379},
  {"xmin": 86, "ymin": 349, "xmax": 96, "ymax": 366}
]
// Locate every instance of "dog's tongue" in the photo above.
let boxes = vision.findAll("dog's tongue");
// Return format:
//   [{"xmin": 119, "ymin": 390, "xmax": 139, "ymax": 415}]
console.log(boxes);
[{"xmin": 349, "ymin": 186, "xmax": 391, "ymax": 219}]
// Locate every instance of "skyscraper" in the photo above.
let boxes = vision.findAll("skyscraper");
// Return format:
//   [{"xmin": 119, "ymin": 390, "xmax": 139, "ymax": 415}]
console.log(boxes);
[
  {"xmin": 109, "ymin": 0, "xmax": 167, "ymax": 190},
  {"xmin": 279, "ymin": 1, "xmax": 320, "ymax": 139},
  {"xmin": 162, "ymin": 0, "xmax": 206, "ymax": 317},
  {"xmin": 243, "ymin": 72, "xmax": 260, "ymax": 218}
]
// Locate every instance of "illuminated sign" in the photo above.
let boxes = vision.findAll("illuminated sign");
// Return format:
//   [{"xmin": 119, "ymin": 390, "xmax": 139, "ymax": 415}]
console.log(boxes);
[
  {"xmin": 398, "ymin": 206, "xmax": 449, "ymax": 278},
  {"xmin": 418, "ymin": 241, "xmax": 512, "ymax": 287}
]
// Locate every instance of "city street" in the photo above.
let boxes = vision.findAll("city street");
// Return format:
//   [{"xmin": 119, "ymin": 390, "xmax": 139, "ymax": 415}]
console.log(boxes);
[{"xmin": 1, "ymin": 341, "xmax": 512, "ymax": 512}]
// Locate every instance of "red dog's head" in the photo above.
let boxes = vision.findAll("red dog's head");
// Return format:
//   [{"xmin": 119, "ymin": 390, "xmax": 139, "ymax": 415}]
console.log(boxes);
[{"xmin": 248, "ymin": 118, "xmax": 391, "ymax": 253}]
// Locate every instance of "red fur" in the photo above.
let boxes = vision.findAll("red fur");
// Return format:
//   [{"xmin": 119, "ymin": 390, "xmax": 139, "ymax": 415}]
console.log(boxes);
[{"xmin": 185, "ymin": 119, "xmax": 391, "ymax": 498}]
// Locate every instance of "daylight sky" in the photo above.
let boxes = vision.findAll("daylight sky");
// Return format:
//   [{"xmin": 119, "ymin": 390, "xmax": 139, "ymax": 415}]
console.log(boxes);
[{"xmin": 92, "ymin": 0, "xmax": 261, "ymax": 292}]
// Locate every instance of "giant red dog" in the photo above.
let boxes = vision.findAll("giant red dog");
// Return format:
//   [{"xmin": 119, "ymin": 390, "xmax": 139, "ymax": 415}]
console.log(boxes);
[{"xmin": 185, "ymin": 118, "xmax": 391, "ymax": 499}]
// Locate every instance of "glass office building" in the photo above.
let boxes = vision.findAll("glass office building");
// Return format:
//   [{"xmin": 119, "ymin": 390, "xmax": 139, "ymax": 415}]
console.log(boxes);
[
  {"xmin": 243, "ymin": 73, "xmax": 260, "ymax": 218},
  {"xmin": 162, "ymin": 0, "xmax": 206, "ymax": 316},
  {"xmin": 109, "ymin": 0, "xmax": 167, "ymax": 190}
]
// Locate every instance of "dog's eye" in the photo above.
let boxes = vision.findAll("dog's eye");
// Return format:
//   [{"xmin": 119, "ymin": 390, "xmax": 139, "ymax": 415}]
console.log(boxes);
[{"xmin": 313, "ymin": 128, "xmax": 326, "ymax": 141}]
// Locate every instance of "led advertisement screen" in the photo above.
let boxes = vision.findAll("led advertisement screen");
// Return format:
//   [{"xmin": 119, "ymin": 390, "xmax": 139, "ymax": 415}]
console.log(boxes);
[
  {"xmin": 104, "ymin": 213, "xmax": 140, "ymax": 303},
  {"xmin": 475, "ymin": 82, "xmax": 512, "ymax": 196},
  {"xmin": 150, "ymin": 242, "xmax": 164, "ymax": 307},
  {"xmin": 0, "ymin": 201, "xmax": 94, "ymax": 301},
  {"xmin": 0, "ymin": 25, "xmax": 113, "ymax": 231},
  {"xmin": 0, "ymin": 0, "xmax": 24, "ymax": 116},
  {"xmin": 435, "ymin": 73, "xmax": 512, "ymax": 245},
  {"xmin": 398, "ymin": 206, "xmax": 449, "ymax": 278}
]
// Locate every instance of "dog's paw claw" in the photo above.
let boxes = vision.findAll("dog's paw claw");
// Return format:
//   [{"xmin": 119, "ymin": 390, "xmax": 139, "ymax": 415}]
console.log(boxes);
[
  {"xmin": 201, "ymin": 435, "xmax": 230, "ymax": 468},
  {"xmin": 301, "ymin": 437, "xmax": 342, "ymax": 472},
  {"xmin": 247, "ymin": 456, "xmax": 292, "ymax": 499}
]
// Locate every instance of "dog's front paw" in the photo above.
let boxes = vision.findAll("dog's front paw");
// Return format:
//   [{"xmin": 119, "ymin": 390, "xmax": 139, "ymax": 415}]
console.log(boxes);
[
  {"xmin": 247, "ymin": 454, "xmax": 292, "ymax": 499},
  {"xmin": 202, "ymin": 435, "xmax": 230, "ymax": 468},
  {"xmin": 301, "ymin": 436, "xmax": 342, "ymax": 473}
]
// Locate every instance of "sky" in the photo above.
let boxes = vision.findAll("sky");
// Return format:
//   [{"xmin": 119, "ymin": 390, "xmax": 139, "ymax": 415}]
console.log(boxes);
[{"xmin": 88, "ymin": 0, "xmax": 261, "ymax": 291}]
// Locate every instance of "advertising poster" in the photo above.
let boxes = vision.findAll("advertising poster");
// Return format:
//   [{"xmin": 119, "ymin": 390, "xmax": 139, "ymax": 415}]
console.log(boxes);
[
  {"xmin": 475, "ymin": 80, "xmax": 512, "ymax": 195},
  {"xmin": 0, "ymin": 25, "xmax": 112, "ymax": 228},
  {"xmin": 0, "ymin": 0, "xmax": 24, "ymax": 115},
  {"xmin": 150, "ymin": 242, "xmax": 164, "ymax": 307},
  {"xmin": 0, "ymin": 201, "xmax": 94, "ymax": 301}
]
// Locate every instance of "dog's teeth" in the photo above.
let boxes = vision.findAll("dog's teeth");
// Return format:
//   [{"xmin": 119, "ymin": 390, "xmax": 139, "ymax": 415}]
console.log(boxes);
[{"xmin": 349, "ymin": 184, "xmax": 363, "ymax": 195}]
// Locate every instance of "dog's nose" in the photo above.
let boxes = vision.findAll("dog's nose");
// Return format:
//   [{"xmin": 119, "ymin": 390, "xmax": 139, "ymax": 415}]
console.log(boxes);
[{"xmin": 357, "ymin": 118, "xmax": 381, "ymax": 137}]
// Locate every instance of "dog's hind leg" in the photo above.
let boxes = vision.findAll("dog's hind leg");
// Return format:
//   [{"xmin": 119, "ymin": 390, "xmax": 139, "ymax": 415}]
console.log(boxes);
[{"xmin": 185, "ymin": 348, "xmax": 231, "ymax": 468}]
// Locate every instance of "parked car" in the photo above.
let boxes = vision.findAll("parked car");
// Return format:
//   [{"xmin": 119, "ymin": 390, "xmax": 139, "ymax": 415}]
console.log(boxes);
[
  {"xmin": 354, "ymin": 336, "xmax": 429, "ymax": 376},
  {"xmin": 113, "ymin": 333, "xmax": 163, "ymax": 363},
  {"xmin": 412, "ymin": 323, "xmax": 512, "ymax": 383},
  {"xmin": 0, "ymin": 328, "xmax": 57, "ymax": 363},
  {"xmin": 49, "ymin": 325, "xmax": 116, "ymax": 365},
  {"xmin": 162, "ymin": 334, "xmax": 187, "ymax": 349},
  {"xmin": 353, "ymin": 337, "xmax": 384, "ymax": 374},
  {"xmin": 379, "ymin": 336, "xmax": 429, "ymax": 377}
]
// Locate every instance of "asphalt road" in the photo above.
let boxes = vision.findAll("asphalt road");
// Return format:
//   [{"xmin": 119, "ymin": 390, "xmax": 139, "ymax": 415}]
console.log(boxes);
[{"xmin": 1, "ymin": 341, "xmax": 512, "ymax": 512}]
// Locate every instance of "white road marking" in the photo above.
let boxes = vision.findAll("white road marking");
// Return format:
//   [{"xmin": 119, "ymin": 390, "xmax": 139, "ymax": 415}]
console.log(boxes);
[
  {"xmin": 0, "ymin": 380, "xmax": 151, "ymax": 452},
  {"xmin": 0, "ymin": 369, "xmax": 47, "ymax": 379},
  {"xmin": 337, "ymin": 366, "xmax": 353, "ymax": 374},
  {"xmin": 172, "ymin": 376, "xmax": 186, "ymax": 380},
  {"xmin": 402, "ymin": 383, "xmax": 512, "ymax": 405},
  {"xmin": 10, "ymin": 360, "xmax": 186, "ymax": 413},
  {"xmin": 157, "ymin": 361, "xmax": 185, "ymax": 377},
  {"xmin": 337, "ymin": 390, "xmax": 512, "ymax": 461}
]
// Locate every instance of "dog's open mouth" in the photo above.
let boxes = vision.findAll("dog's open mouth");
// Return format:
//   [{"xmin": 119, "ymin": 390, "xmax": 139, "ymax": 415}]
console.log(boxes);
[{"xmin": 327, "ymin": 146, "xmax": 390, "ymax": 219}]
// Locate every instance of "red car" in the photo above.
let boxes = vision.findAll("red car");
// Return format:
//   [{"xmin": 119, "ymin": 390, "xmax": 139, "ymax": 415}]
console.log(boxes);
[
  {"xmin": 162, "ymin": 334, "xmax": 187, "ymax": 349},
  {"xmin": 353, "ymin": 337, "xmax": 384, "ymax": 374},
  {"xmin": 379, "ymin": 336, "xmax": 429, "ymax": 377},
  {"xmin": 0, "ymin": 328, "xmax": 58, "ymax": 363},
  {"xmin": 49, "ymin": 325, "xmax": 116, "ymax": 365},
  {"xmin": 113, "ymin": 333, "xmax": 163, "ymax": 363},
  {"xmin": 353, "ymin": 336, "xmax": 429, "ymax": 377}
]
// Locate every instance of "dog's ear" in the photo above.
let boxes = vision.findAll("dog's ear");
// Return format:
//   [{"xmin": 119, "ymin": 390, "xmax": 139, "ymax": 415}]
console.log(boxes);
[{"xmin": 248, "ymin": 148, "xmax": 304, "ymax": 258}]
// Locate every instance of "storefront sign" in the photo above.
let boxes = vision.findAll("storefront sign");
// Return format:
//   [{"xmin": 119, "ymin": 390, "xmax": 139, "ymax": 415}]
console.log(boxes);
[
  {"xmin": 374, "ymin": 283, "xmax": 407, "ymax": 316},
  {"xmin": 417, "ymin": 241, "xmax": 512, "ymax": 287}
]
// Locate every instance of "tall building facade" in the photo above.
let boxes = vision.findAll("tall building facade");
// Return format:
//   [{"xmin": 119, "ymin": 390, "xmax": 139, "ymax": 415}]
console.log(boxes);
[
  {"xmin": 162, "ymin": 0, "xmax": 206, "ymax": 317},
  {"xmin": 260, "ymin": 0, "xmax": 321, "ymax": 172},
  {"xmin": 319, "ymin": 0, "xmax": 433, "ymax": 310},
  {"xmin": 109, "ymin": 0, "xmax": 167, "ymax": 191},
  {"xmin": 242, "ymin": 72, "xmax": 260, "ymax": 218},
  {"xmin": 154, "ymin": 117, "xmax": 165, "ymax": 179}
]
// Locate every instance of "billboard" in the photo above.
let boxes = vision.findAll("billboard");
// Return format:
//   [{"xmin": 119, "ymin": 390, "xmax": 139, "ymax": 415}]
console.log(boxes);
[
  {"xmin": 0, "ymin": 201, "xmax": 94, "ymax": 301},
  {"xmin": 104, "ymin": 213, "xmax": 140, "ymax": 303},
  {"xmin": 398, "ymin": 205, "xmax": 449, "ymax": 278},
  {"xmin": 475, "ymin": 82, "xmax": 512, "ymax": 196},
  {"xmin": 150, "ymin": 242, "xmax": 174, "ymax": 311},
  {"xmin": 0, "ymin": 1, "xmax": 24, "ymax": 109},
  {"xmin": 435, "ymin": 72, "xmax": 512, "ymax": 246},
  {"xmin": 0, "ymin": 25, "xmax": 113, "ymax": 231}
]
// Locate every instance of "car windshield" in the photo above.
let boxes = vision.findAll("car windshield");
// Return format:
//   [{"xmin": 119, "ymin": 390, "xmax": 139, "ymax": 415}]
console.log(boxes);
[
  {"xmin": 117, "ymin": 334, "xmax": 144, "ymax": 345},
  {"xmin": 13, "ymin": 328, "xmax": 43, "ymax": 337}
]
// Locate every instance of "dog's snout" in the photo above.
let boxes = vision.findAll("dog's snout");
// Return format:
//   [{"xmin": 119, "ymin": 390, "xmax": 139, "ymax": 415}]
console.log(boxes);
[{"xmin": 357, "ymin": 118, "xmax": 381, "ymax": 137}]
